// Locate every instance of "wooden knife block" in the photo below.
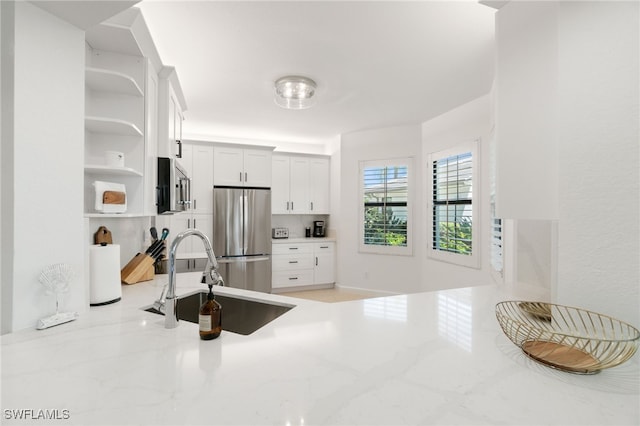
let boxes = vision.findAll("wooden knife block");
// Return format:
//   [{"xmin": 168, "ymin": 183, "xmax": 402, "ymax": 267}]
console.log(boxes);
[{"xmin": 121, "ymin": 253, "xmax": 155, "ymax": 284}]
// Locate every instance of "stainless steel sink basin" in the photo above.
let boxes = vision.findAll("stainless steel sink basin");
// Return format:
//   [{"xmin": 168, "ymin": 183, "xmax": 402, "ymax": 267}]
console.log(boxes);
[{"xmin": 144, "ymin": 290, "xmax": 294, "ymax": 335}]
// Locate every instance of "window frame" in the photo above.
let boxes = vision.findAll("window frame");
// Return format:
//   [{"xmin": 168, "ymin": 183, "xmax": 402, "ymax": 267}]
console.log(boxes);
[
  {"xmin": 358, "ymin": 157, "xmax": 413, "ymax": 256},
  {"xmin": 427, "ymin": 140, "xmax": 479, "ymax": 268}
]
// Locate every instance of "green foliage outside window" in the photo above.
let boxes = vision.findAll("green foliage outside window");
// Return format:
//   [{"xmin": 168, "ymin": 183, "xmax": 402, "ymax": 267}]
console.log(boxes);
[
  {"xmin": 364, "ymin": 207, "xmax": 407, "ymax": 246},
  {"xmin": 436, "ymin": 216, "xmax": 472, "ymax": 255}
]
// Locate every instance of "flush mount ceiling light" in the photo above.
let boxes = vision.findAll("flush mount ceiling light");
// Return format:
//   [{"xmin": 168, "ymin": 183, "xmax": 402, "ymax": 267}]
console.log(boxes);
[{"xmin": 274, "ymin": 76, "xmax": 317, "ymax": 110}]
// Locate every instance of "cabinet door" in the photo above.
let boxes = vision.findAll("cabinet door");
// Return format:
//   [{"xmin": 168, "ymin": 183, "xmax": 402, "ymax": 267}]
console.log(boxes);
[
  {"xmin": 289, "ymin": 157, "xmax": 310, "ymax": 214},
  {"xmin": 168, "ymin": 89, "xmax": 177, "ymax": 156},
  {"xmin": 213, "ymin": 146, "xmax": 244, "ymax": 186},
  {"xmin": 243, "ymin": 149, "xmax": 272, "ymax": 188},
  {"xmin": 314, "ymin": 243, "xmax": 335, "ymax": 284},
  {"xmin": 271, "ymin": 155, "xmax": 290, "ymax": 214},
  {"xmin": 309, "ymin": 158, "xmax": 330, "ymax": 214},
  {"xmin": 169, "ymin": 213, "xmax": 193, "ymax": 255},
  {"xmin": 179, "ymin": 143, "xmax": 193, "ymax": 176},
  {"xmin": 191, "ymin": 144, "xmax": 214, "ymax": 213},
  {"xmin": 191, "ymin": 213, "xmax": 213, "ymax": 254},
  {"xmin": 169, "ymin": 86, "xmax": 183, "ymax": 159}
]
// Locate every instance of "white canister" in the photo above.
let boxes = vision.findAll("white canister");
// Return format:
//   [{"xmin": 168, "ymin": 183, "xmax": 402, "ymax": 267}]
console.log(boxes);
[
  {"xmin": 89, "ymin": 244, "xmax": 122, "ymax": 306},
  {"xmin": 105, "ymin": 151, "xmax": 125, "ymax": 167}
]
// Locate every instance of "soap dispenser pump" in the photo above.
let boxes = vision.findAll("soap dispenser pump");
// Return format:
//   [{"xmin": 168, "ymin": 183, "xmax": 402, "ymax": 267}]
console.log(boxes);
[{"xmin": 199, "ymin": 284, "xmax": 222, "ymax": 340}]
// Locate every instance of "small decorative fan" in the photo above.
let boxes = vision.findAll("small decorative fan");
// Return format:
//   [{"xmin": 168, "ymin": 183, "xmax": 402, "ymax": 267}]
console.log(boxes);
[{"xmin": 36, "ymin": 263, "xmax": 79, "ymax": 330}]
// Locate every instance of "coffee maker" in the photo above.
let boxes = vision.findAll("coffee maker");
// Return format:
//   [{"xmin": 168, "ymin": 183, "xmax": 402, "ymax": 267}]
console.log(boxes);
[{"xmin": 313, "ymin": 221, "xmax": 326, "ymax": 237}]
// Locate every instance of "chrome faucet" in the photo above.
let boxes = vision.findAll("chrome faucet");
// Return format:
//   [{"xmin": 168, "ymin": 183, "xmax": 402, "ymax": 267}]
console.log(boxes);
[{"xmin": 164, "ymin": 229, "xmax": 224, "ymax": 329}]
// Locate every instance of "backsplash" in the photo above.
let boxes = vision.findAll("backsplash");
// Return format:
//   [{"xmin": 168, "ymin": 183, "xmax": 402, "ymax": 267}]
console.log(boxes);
[
  {"xmin": 88, "ymin": 217, "xmax": 153, "ymax": 266},
  {"xmin": 271, "ymin": 214, "xmax": 330, "ymax": 239}
]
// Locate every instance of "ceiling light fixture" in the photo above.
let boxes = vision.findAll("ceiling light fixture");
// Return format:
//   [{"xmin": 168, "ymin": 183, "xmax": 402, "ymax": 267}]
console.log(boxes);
[{"xmin": 274, "ymin": 75, "xmax": 317, "ymax": 110}]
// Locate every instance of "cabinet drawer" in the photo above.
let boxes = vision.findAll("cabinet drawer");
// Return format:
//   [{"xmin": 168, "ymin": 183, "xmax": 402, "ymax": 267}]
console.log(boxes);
[
  {"xmin": 272, "ymin": 270, "xmax": 314, "ymax": 288},
  {"xmin": 272, "ymin": 243, "xmax": 313, "ymax": 255},
  {"xmin": 272, "ymin": 254, "xmax": 314, "ymax": 271},
  {"xmin": 313, "ymin": 242, "xmax": 335, "ymax": 252}
]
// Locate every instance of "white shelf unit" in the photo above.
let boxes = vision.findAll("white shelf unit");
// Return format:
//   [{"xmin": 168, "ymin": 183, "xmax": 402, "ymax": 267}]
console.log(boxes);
[
  {"xmin": 85, "ymin": 116, "xmax": 143, "ymax": 136},
  {"xmin": 84, "ymin": 24, "xmax": 148, "ymax": 217},
  {"xmin": 85, "ymin": 67, "xmax": 143, "ymax": 97},
  {"xmin": 84, "ymin": 213, "xmax": 147, "ymax": 218},
  {"xmin": 84, "ymin": 165, "xmax": 143, "ymax": 177}
]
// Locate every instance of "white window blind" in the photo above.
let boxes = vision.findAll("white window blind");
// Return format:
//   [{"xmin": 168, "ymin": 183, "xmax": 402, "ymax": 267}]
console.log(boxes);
[
  {"xmin": 432, "ymin": 152, "xmax": 473, "ymax": 255},
  {"xmin": 428, "ymin": 141, "xmax": 479, "ymax": 268},
  {"xmin": 359, "ymin": 159, "xmax": 412, "ymax": 255}
]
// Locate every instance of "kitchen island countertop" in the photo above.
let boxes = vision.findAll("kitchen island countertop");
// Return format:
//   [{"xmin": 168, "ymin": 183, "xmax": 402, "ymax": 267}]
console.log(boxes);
[{"xmin": 1, "ymin": 273, "xmax": 638, "ymax": 425}]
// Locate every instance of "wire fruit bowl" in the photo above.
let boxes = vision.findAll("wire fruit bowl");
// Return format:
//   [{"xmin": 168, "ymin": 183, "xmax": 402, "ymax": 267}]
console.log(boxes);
[{"xmin": 495, "ymin": 301, "xmax": 640, "ymax": 374}]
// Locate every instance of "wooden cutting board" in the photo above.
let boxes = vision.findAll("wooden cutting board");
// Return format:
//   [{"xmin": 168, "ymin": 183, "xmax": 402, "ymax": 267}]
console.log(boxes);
[{"xmin": 103, "ymin": 190, "xmax": 126, "ymax": 205}]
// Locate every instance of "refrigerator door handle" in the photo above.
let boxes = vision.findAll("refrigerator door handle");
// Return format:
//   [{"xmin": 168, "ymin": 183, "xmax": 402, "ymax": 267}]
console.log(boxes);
[{"xmin": 217, "ymin": 256, "xmax": 270, "ymax": 264}]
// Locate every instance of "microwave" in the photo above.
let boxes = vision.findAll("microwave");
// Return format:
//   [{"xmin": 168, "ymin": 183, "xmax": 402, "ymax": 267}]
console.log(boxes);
[{"xmin": 157, "ymin": 157, "xmax": 191, "ymax": 214}]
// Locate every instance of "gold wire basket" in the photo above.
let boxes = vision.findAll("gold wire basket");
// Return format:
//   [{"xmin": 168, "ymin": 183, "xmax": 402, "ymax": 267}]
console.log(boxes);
[{"xmin": 495, "ymin": 301, "xmax": 640, "ymax": 374}]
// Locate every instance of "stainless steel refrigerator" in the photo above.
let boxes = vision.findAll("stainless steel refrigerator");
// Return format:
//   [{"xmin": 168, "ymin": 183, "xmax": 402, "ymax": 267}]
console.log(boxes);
[{"xmin": 213, "ymin": 187, "xmax": 271, "ymax": 293}]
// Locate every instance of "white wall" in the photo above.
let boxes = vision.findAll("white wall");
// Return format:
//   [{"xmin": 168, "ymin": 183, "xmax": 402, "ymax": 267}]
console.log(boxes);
[
  {"xmin": 6, "ymin": 3, "xmax": 86, "ymax": 331},
  {"xmin": 495, "ymin": 1, "xmax": 559, "ymax": 220},
  {"xmin": 555, "ymin": 1, "xmax": 639, "ymax": 326},
  {"xmin": 337, "ymin": 125, "xmax": 423, "ymax": 294},
  {"xmin": 515, "ymin": 220, "xmax": 554, "ymax": 289},
  {"xmin": 0, "ymin": 0, "xmax": 14, "ymax": 334},
  {"xmin": 421, "ymin": 95, "xmax": 494, "ymax": 291},
  {"xmin": 495, "ymin": 1, "xmax": 639, "ymax": 326}
]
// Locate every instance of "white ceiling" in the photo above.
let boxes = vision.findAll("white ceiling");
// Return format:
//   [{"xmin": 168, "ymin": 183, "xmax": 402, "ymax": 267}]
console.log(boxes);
[{"xmin": 137, "ymin": 1, "xmax": 496, "ymax": 146}]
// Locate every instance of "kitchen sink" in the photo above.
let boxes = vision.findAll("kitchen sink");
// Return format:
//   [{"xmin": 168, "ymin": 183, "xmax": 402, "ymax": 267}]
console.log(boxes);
[{"xmin": 144, "ymin": 290, "xmax": 294, "ymax": 335}]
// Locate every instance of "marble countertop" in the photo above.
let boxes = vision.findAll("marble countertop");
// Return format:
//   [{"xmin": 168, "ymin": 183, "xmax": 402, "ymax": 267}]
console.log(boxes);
[
  {"xmin": 272, "ymin": 237, "xmax": 336, "ymax": 244},
  {"xmin": 1, "ymin": 274, "xmax": 638, "ymax": 425}
]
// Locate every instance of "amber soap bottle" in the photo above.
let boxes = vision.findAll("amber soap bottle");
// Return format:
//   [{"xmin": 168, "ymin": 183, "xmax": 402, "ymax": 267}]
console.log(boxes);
[{"xmin": 199, "ymin": 284, "xmax": 222, "ymax": 340}]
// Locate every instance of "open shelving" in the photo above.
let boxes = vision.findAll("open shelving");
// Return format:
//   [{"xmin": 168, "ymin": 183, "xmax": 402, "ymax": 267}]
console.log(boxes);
[
  {"xmin": 84, "ymin": 165, "xmax": 143, "ymax": 177},
  {"xmin": 85, "ymin": 116, "xmax": 143, "ymax": 136},
  {"xmin": 85, "ymin": 67, "xmax": 143, "ymax": 97}
]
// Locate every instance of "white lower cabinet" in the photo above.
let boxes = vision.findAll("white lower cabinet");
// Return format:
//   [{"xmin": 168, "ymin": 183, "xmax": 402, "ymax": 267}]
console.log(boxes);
[
  {"xmin": 272, "ymin": 241, "xmax": 335, "ymax": 290},
  {"xmin": 313, "ymin": 243, "xmax": 336, "ymax": 285}
]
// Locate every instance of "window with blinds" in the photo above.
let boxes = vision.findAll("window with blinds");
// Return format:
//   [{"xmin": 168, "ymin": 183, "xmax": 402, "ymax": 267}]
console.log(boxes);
[
  {"xmin": 428, "ymin": 141, "xmax": 479, "ymax": 268},
  {"xmin": 359, "ymin": 159, "xmax": 412, "ymax": 255},
  {"xmin": 432, "ymin": 152, "xmax": 472, "ymax": 254}
]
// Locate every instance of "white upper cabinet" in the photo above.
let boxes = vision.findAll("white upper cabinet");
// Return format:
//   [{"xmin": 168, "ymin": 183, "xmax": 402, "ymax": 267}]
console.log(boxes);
[
  {"xmin": 308, "ymin": 157, "xmax": 330, "ymax": 214},
  {"xmin": 158, "ymin": 66, "xmax": 187, "ymax": 159},
  {"xmin": 272, "ymin": 154, "xmax": 330, "ymax": 214},
  {"xmin": 213, "ymin": 146, "xmax": 272, "ymax": 187},
  {"xmin": 289, "ymin": 157, "xmax": 311, "ymax": 214},
  {"xmin": 180, "ymin": 142, "xmax": 214, "ymax": 213},
  {"xmin": 271, "ymin": 156, "xmax": 291, "ymax": 214}
]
